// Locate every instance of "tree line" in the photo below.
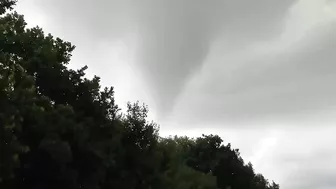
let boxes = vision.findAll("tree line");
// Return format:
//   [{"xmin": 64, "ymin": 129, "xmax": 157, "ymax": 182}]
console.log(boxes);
[{"xmin": 0, "ymin": 1, "xmax": 279, "ymax": 189}]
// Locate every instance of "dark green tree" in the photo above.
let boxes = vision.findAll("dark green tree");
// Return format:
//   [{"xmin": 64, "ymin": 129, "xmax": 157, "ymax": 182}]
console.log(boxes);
[{"xmin": 0, "ymin": 2, "xmax": 280, "ymax": 189}]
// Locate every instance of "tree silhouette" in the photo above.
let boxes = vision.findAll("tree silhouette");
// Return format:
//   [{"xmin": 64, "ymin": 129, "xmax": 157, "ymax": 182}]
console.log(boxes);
[{"xmin": 0, "ymin": 1, "xmax": 280, "ymax": 189}]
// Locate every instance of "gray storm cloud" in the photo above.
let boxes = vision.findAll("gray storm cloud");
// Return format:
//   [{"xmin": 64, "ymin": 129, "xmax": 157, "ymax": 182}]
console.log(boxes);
[
  {"xmin": 132, "ymin": 0, "xmax": 296, "ymax": 116},
  {"xmin": 31, "ymin": 0, "xmax": 296, "ymax": 118},
  {"xmin": 171, "ymin": 21, "xmax": 336, "ymax": 127}
]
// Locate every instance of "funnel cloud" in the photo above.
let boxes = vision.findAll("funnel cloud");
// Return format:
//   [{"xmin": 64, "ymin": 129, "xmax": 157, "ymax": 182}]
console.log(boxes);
[{"xmin": 27, "ymin": 0, "xmax": 296, "ymax": 117}]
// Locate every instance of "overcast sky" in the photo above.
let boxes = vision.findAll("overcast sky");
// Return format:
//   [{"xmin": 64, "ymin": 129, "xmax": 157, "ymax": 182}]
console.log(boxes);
[{"xmin": 16, "ymin": 0, "xmax": 336, "ymax": 188}]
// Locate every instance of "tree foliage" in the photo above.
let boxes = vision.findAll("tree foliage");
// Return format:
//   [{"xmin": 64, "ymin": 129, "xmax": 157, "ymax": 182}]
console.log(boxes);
[{"xmin": 0, "ymin": 2, "xmax": 280, "ymax": 189}]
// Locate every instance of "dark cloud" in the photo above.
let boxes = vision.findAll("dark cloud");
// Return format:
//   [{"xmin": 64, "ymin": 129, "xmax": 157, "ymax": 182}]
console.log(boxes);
[
  {"xmin": 171, "ymin": 21, "xmax": 336, "ymax": 127},
  {"xmin": 133, "ymin": 0, "xmax": 297, "ymax": 117},
  {"xmin": 27, "ymin": 0, "xmax": 296, "ymax": 118}
]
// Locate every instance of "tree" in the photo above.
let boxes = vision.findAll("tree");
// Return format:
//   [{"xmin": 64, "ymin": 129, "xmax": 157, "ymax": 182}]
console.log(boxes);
[{"xmin": 0, "ymin": 2, "xmax": 280, "ymax": 189}]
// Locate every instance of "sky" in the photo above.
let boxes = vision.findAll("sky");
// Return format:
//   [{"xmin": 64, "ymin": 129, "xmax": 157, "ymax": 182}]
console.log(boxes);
[{"xmin": 15, "ymin": 0, "xmax": 336, "ymax": 188}]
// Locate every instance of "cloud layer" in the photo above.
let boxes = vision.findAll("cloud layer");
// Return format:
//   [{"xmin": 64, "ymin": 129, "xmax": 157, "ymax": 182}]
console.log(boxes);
[
  {"xmin": 170, "ymin": 20, "xmax": 336, "ymax": 127},
  {"xmin": 26, "ymin": 0, "xmax": 296, "ymax": 117}
]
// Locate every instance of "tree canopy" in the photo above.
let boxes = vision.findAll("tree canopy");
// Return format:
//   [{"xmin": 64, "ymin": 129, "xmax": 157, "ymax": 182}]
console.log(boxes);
[{"xmin": 0, "ymin": 1, "xmax": 280, "ymax": 189}]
